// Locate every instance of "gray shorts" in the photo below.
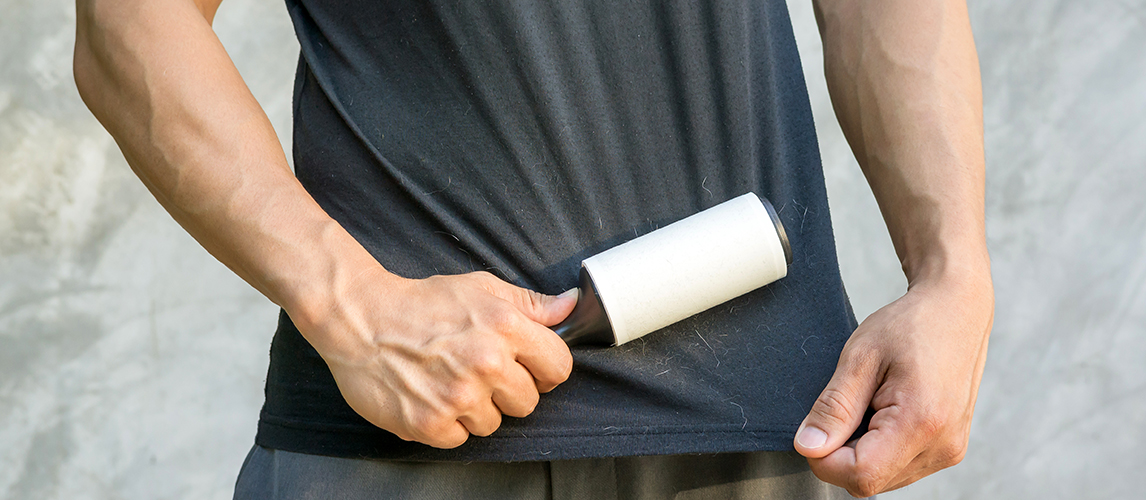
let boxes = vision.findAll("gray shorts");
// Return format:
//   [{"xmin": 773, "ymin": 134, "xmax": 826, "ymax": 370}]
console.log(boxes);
[{"xmin": 233, "ymin": 445, "xmax": 859, "ymax": 500}]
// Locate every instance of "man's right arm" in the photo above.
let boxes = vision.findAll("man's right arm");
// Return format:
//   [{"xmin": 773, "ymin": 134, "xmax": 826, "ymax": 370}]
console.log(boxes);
[{"xmin": 74, "ymin": 0, "xmax": 575, "ymax": 448}]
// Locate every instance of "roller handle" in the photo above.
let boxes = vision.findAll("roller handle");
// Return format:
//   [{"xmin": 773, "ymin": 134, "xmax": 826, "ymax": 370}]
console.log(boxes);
[{"xmin": 551, "ymin": 267, "xmax": 616, "ymax": 346}]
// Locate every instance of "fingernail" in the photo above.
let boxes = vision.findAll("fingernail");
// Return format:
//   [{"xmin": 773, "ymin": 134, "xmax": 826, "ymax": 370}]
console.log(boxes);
[
  {"xmin": 558, "ymin": 288, "xmax": 580, "ymax": 301},
  {"xmin": 797, "ymin": 425, "xmax": 828, "ymax": 449}
]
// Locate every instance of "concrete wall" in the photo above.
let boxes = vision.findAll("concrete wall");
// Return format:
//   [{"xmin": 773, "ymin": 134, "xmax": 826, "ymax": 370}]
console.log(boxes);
[{"xmin": 1, "ymin": 0, "xmax": 1143, "ymax": 498}]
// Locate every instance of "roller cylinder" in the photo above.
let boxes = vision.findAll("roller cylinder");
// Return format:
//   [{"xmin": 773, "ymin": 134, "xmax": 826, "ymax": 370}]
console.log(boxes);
[{"xmin": 553, "ymin": 192, "xmax": 791, "ymax": 346}]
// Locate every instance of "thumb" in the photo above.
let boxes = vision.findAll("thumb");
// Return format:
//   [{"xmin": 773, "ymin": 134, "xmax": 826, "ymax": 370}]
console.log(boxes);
[
  {"xmin": 795, "ymin": 348, "xmax": 881, "ymax": 458},
  {"xmin": 478, "ymin": 273, "xmax": 579, "ymax": 327},
  {"xmin": 512, "ymin": 287, "xmax": 579, "ymax": 326}
]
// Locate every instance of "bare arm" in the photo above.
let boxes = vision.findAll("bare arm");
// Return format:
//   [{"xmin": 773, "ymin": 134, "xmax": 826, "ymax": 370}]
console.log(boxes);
[
  {"xmin": 74, "ymin": 0, "xmax": 385, "ymax": 328},
  {"xmin": 793, "ymin": 0, "xmax": 994, "ymax": 496},
  {"xmin": 74, "ymin": 0, "xmax": 575, "ymax": 449}
]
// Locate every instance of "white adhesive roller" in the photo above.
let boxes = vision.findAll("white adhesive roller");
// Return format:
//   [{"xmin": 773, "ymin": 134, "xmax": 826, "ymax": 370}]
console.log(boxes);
[{"xmin": 553, "ymin": 192, "xmax": 792, "ymax": 346}]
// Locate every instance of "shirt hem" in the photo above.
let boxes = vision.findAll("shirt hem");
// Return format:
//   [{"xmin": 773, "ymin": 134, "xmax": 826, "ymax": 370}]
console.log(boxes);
[{"xmin": 255, "ymin": 417, "xmax": 800, "ymax": 462}]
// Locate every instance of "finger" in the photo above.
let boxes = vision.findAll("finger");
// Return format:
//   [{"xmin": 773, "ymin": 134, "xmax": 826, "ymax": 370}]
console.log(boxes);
[
  {"xmin": 490, "ymin": 363, "xmax": 542, "ymax": 418},
  {"xmin": 805, "ymin": 445, "xmax": 856, "ymax": 494},
  {"xmin": 881, "ymin": 421, "xmax": 970, "ymax": 492},
  {"xmin": 477, "ymin": 273, "xmax": 579, "ymax": 326},
  {"xmin": 809, "ymin": 404, "xmax": 925, "ymax": 497},
  {"xmin": 409, "ymin": 417, "xmax": 471, "ymax": 450},
  {"xmin": 511, "ymin": 319, "xmax": 574, "ymax": 392},
  {"xmin": 457, "ymin": 402, "xmax": 504, "ymax": 438},
  {"xmin": 881, "ymin": 452, "xmax": 941, "ymax": 493},
  {"xmin": 467, "ymin": 274, "xmax": 574, "ymax": 390},
  {"xmin": 795, "ymin": 343, "xmax": 882, "ymax": 459}
]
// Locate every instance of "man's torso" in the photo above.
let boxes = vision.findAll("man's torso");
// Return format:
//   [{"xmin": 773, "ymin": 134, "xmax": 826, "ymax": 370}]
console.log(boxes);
[{"xmin": 255, "ymin": 0, "xmax": 857, "ymax": 461}]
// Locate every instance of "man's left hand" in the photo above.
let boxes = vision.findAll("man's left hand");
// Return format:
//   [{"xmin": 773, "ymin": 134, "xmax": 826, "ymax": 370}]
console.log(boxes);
[{"xmin": 794, "ymin": 271, "xmax": 994, "ymax": 497}]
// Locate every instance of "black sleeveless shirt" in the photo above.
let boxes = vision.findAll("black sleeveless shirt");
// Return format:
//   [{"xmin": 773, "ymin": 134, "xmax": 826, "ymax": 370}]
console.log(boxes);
[{"xmin": 256, "ymin": 0, "xmax": 858, "ymax": 461}]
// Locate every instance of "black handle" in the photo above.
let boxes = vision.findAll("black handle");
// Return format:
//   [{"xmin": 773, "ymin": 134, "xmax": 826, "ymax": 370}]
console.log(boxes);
[{"xmin": 551, "ymin": 266, "xmax": 616, "ymax": 346}]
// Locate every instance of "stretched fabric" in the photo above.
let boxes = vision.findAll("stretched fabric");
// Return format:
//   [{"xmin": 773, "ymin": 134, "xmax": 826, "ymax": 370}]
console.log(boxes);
[{"xmin": 256, "ymin": 0, "xmax": 858, "ymax": 461}]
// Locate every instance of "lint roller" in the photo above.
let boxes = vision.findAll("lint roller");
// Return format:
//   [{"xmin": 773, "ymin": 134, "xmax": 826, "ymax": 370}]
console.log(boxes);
[{"xmin": 552, "ymin": 192, "xmax": 793, "ymax": 346}]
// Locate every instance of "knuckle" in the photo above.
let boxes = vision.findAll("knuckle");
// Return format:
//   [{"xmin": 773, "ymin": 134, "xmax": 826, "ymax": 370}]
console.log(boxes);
[
  {"xmin": 409, "ymin": 408, "xmax": 454, "ymax": 443},
  {"xmin": 467, "ymin": 348, "xmax": 506, "ymax": 378},
  {"xmin": 472, "ymin": 414, "xmax": 503, "ymax": 437},
  {"xmin": 558, "ymin": 355, "xmax": 573, "ymax": 383},
  {"xmin": 391, "ymin": 427, "xmax": 417, "ymax": 443},
  {"xmin": 806, "ymin": 463, "xmax": 831, "ymax": 485},
  {"xmin": 484, "ymin": 306, "xmax": 521, "ymax": 333},
  {"xmin": 522, "ymin": 288, "xmax": 547, "ymax": 313},
  {"xmin": 536, "ymin": 366, "xmax": 570, "ymax": 393},
  {"xmin": 915, "ymin": 405, "xmax": 947, "ymax": 439},
  {"xmin": 435, "ymin": 431, "xmax": 469, "ymax": 449},
  {"xmin": 517, "ymin": 391, "xmax": 541, "ymax": 416},
  {"xmin": 811, "ymin": 387, "xmax": 860, "ymax": 427},
  {"xmin": 840, "ymin": 334, "xmax": 867, "ymax": 354},
  {"xmin": 937, "ymin": 438, "xmax": 968, "ymax": 468},
  {"xmin": 469, "ymin": 271, "xmax": 503, "ymax": 292},
  {"xmin": 417, "ymin": 423, "xmax": 468, "ymax": 449},
  {"xmin": 852, "ymin": 467, "xmax": 884, "ymax": 498},
  {"xmin": 443, "ymin": 383, "xmax": 483, "ymax": 411},
  {"xmin": 841, "ymin": 339, "xmax": 881, "ymax": 368},
  {"xmin": 499, "ymin": 385, "xmax": 541, "ymax": 418},
  {"xmin": 466, "ymin": 271, "xmax": 496, "ymax": 285},
  {"xmin": 550, "ymin": 349, "xmax": 573, "ymax": 385}
]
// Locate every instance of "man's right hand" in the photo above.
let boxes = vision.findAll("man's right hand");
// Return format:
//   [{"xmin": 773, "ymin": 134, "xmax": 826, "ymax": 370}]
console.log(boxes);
[
  {"xmin": 293, "ymin": 268, "xmax": 578, "ymax": 449},
  {"xmin": 74, "ymin": 0, "xmax": 577, "ymax": 450}
]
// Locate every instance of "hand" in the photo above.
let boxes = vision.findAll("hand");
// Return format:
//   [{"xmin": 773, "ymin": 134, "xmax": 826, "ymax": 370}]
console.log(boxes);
[
  {"xmin": 794, "ymin": 272, "xmax": 993, "ymax": 497},
  {"xmin": 292, "ymin": 268, "xmax": 578, "ymax": 449}
]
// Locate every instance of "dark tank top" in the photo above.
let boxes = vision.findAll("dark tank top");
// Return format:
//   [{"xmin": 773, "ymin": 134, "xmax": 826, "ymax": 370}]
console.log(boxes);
[{"xmin": 256, "ymin": 0, "xmax": 858, "ymax": 461}]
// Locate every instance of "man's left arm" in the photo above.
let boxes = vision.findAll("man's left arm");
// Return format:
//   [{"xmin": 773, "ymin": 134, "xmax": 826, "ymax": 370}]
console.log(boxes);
[{"xmin": 794, "ymin": 0, "xmax": 994, "ymax": 496}]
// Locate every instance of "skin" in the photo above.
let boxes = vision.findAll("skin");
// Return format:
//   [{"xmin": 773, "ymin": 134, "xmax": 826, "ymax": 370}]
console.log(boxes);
[
  {"xmin": 73, "ymin": 0, "xmax": 992, "ymax": 493},
  {"xmin": 73, "ymin": 0, "xmax": 576, "ymax": 449},
  {"xmin": 794, "ymin": 0, "xmax": 993, "ymax": 497}
]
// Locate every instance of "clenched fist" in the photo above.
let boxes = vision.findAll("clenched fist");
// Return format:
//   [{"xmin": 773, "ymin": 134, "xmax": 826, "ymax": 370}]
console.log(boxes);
[{"xmin": 291, "ymin": 268, "xmax": 578, "ymax": 449}]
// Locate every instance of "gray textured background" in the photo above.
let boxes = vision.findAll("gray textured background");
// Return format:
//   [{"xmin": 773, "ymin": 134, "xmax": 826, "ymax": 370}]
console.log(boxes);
[{"xmin": 1, "ymin": 0, "xmax": 1143, "ymax": 498}]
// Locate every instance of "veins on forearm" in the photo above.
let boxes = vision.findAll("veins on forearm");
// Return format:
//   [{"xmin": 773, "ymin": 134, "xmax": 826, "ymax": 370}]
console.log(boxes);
[{"xmin": 816, "ymin": 0, "xmax": 986, "ymax": 279}]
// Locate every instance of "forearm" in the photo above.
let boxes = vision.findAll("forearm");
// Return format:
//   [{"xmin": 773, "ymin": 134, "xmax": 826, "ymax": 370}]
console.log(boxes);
[
  {"xmin": 815, "ymin": 0, "xmax": 988, "ymax": 286},
  {"xmin": 73, "ymin": 0, "xmax": 386, "ymax": 327}
]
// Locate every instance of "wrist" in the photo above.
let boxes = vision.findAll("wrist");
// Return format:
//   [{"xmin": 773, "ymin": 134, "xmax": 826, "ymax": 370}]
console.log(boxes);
[
  {"xmin": 273, "ymin": 220, "xmax": 404, "ymax": 339},
  {"xmin": 897, "ymin": 222, "xmax": 990, "ymax": 287},
  {"xmin": 902, "ymin": 245, "xmax": 994, "ymax": 315},
  {"xmin": 905, "ymin": 249, "xmax": 990, "ymax": 285},
  {"xmin": 898, "ymin": 222, "xmax": 992, "ymax": 298}
]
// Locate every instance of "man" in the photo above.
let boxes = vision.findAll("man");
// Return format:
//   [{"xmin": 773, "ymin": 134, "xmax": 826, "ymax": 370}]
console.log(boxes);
[{"xmin": 74, "ymin": 0, "xmax": 993, "ymax": 497}]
